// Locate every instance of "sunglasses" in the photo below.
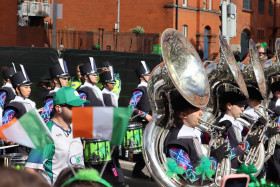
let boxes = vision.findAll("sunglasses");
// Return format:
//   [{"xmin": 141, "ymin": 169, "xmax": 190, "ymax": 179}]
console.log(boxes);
[
  {"xmin": 60, "ymin": 104, "xmax": 73, "ymax": 109},
  {"xmin": 259, "ymin": 52, "xmax": 265, "ymax": 55}
]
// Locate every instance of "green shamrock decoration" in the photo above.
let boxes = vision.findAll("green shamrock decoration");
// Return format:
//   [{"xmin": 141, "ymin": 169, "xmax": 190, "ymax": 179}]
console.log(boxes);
[
  {"xmin": 195, "ymin": 156, "xmax": 215, "ymax": 180},
  {"xmin": 166, "ymin": 158, "xmax": 184, "ymax": 179}
]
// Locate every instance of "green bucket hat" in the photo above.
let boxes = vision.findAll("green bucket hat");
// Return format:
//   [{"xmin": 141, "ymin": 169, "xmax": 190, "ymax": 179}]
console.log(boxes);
[{"xmin": 53, "ymin": 86, "xmax": 89, "ymax": 106}]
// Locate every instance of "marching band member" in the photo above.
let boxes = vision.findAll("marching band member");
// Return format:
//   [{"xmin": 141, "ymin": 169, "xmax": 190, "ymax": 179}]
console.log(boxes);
[
  {"xmin": 100, "ymin": 67, "xmax": 118, "ymax": 107},
  {"xmin": 78, "ymin": 57, "xmax": 104, "ymax": 106},
  {"xmin": 2, "ymin": 65, "xmax": 36, "ymax": 153},
  {"xmin": 25, "ymin": 87, "xmax": 88, "ymax": 185},
  {"xmin": 100, "ymin": 68, "xmax": 128, "ymax": 187},
  {"xmin": 0, "ymin": 64, "xmax": 17, "ymax": 109},
  {"xmin": 41, "ymin": 59, "xmax": 70, "ymax": 123},
  {"xmin": 267, "ymin": 81, "xmax": 280, "ymax": 182},
  {"xmin": 128, "ymin": 61, "xmax": 152, "ymax": 179},
  {"xmin": 215, "ymin": 84, "xmax": 260, "ymax": 169},
  {"xmin": 98, "ymin": 61, "xmax": 121, "ymax": 99},
  {"xmin": 165, "ymin": 90, "xmax": 229, "ymax": 185}
]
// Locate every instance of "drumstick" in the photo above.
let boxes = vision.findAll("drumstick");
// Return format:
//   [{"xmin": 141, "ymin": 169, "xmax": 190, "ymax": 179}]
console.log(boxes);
[
  {"xmin": 131, "ymin": 113, "xmax": 141, "ymax": 120},
  {"xmin": 0, "ymin": 144, "xmax": 19, "ymax": 150}
]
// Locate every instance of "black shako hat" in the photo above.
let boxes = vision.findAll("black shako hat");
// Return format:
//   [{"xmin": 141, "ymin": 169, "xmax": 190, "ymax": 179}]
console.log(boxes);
[
  {"xmin": 270, "ymin": 81, "xmax": 280, "ymax": 93},
  {"xmin": 100, "ymin": 66, "xmax": 116, "ymax": 83},
  {"xmin": 101, "ymin": 61, "xmax": 113, "ymax": 68},
  {"xmin": 49, "ymin": 58, "xmax": 70, "ymax": 79},
  {"xmin": 170, "ymin": 90, "xmax": 197, "ymax": 112},
  {"xmin": 2, "ymin": 63, "xmax": 16, "ymax": 80},
  {"xmin": 218, "ymin": 83, "xmax": 248, "ymax": 106},
  {"xmin": 80, "ymin": 57, "xmax": 98, "ymax": 76},
  {"xmin": 11, "ymin": 65, "xmax": 32, "ymax": 87},
  {"xmin": 247, "ymin": 85, "xmax": 263, "ymax": 101},
  {"xmin": 135, "ymin": 61, "xmax": 150, "ymax": 78}
]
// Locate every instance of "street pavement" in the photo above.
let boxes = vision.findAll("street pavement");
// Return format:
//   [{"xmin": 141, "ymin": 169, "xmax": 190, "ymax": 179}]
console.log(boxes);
[{"xmin": 120, "ymin": 159, "xmax": 158, "ymax": 187}]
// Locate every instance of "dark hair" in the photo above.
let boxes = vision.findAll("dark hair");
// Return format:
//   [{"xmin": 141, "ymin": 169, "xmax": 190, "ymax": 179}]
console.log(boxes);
[
  {"xmin": 0, "ymin": 167, "xmax": 50, "ymax": 187},
  {"xmin": 170, "ymin": 90, "xmax": 197, "ymax": 126}
]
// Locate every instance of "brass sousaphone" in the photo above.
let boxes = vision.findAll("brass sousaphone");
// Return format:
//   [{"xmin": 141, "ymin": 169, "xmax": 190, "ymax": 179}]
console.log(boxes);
[{"xmin": 143, "ymin": 28, "xmax": 211, "ymax": 186}]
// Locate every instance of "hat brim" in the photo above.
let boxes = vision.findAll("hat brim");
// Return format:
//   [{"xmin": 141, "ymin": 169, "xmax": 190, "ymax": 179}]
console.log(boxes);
[
  {"xmin": 232, "ymin": 99, "xmax": 248, "ymax": 106},
  {"xmin": 58, "ymin": 74, "xmax": 71, "ymax": 79},
  {"xmin": 67, "ymin": 98, "xmax": 90, "ymax": 106}
]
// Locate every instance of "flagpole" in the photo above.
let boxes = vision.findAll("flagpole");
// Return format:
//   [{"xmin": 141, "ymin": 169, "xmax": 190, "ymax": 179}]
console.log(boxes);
[{"xmin": 100, "ymin": 145, "xmax": 116, "ymax": 177}]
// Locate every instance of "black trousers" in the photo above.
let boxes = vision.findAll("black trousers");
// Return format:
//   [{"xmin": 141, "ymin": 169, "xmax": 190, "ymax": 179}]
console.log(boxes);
[
  {"xmin": 132, "ymin": 153, "xmax": 145, "ymax": 173},
  {"xmin": 267, "ymin": 146, "xmax": 280, "ymax": 184}
]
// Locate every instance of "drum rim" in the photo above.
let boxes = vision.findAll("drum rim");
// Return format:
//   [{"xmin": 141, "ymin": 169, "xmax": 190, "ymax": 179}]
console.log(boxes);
[
  {"xmin": 83, "ymin": 139, "xmax": 111, "ymax": 143},
  {"xmin": 0, "ymin": 153, "xmax": 27, "ymax": 158}
]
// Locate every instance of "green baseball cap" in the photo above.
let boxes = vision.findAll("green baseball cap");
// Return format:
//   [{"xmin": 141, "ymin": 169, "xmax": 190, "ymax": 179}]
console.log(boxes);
[{"xmin": 53, "ymin": 87, "xmax": 89, "ymax": 106}]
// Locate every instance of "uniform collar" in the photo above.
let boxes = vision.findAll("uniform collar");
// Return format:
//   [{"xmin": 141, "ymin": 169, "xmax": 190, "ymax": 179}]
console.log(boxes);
[
  {"xmin": 220, "ymin": 113, "xmax": 243, "ymax": 131},
  {"xmin": 243, "ymin": 106, "xmax": 259, "ymax": 119},
  {"xmin": 138, "ymin": 81, "xmax": 147, "ymax": 88},
  {"xmin": 3, "ymin": 82, "xmax": 16, "ymax": 94},
  {"xmin": 178, "ymin": 124, "xmax": 201, "ymax": 139}
]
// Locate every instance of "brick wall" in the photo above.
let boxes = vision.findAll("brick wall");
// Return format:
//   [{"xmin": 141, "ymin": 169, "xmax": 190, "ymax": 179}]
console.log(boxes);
[
  {"xmin": 0, "ymin": 0, "xmax": 17, "ymax": 46},
  {"xmin": 17, "ymin": 27, "xmax": 46, "ymax": 47}
]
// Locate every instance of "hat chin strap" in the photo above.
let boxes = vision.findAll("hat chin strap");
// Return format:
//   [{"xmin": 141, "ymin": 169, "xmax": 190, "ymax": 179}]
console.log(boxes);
[
  {"xmin": 142, "ymin": 76, "xmax": 148, "ymax": 83},
  {"xmin": 18, "ymin": 86, "xmax": 26, "ymax": 100},
  {"xmin": 87, "ymin": 75, "xmax": 94, "ymax": 85}
]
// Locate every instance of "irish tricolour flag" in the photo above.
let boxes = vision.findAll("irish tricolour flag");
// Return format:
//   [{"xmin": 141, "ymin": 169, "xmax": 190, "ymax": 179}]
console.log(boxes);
[
  {"xmin": 0, "ymin": 109, "xmax": 53, "ymax": 149},
  {"xmin": 72, "ymin": 107, "xmax": 133, "ymax": 146}
]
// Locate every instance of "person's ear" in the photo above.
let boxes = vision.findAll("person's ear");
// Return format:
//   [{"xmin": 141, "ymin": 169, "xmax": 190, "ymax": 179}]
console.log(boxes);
[
  {"xmin": 226, "ymin": 102, "xmax": 232, "ymax": 110},
  {"xmin": 179, "ymin": 111, "xmax": 187, "ymax": 120},
  {"xmin": 55, "ymin": 105, "xmax": 62, "ymax": 113}
]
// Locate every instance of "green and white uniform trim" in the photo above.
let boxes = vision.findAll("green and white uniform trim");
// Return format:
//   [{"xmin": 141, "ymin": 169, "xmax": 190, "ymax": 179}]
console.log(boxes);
[{"xmin": 25, "ymin": 120, "xmax": 84, "ymax": 184}]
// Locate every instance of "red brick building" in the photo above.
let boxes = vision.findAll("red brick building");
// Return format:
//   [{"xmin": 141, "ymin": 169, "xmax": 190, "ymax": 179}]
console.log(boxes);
[
  {"xmin": 1, "ymin": 0, "xmax": 280, "ymax": 58},
  {"xmin": 45, "ymin": 0, "xmax": 280, "ymax": 58}
]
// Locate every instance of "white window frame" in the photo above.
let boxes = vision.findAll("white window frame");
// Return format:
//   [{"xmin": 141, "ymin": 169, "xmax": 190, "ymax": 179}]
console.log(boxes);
[
  {"xmin": 183, "ymin": 0, "xmax": 187, "ymax": 7},
  {"xmin": 183, "ymin": 25, "xmax": 188, "ymax": 38}
]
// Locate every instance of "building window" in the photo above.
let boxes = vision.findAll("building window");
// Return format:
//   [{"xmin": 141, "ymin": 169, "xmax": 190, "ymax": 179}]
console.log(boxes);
[
  {"xmin": 183, "ymin": 0, "xmax": 187, "ymax": 7},
  {"xmin": 257, "ymin": 30, "xmax": 264, "ymax": 39},
  {"xmin": 269, "ymin": 1, "xmax": 273, "ymax": 16},
  {"xmin": 182, "ymin": 25, "xmax": 188, "ymax": 38},
  {"xmin": 258, "ymin": 0, "xmax": 264, "ymax": 14},
  {"xmin": 243, "ymin": 0, "xmax": 251, "ymax": 10}
]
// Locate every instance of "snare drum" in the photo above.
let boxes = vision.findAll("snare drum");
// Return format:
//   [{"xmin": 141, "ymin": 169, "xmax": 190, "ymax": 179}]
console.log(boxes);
[
  {"xmin": 1, "ymin": 153, "xmax": 27, "ymax": 170},
  {"xmin": 83, "ymin": 139, "xmax": 111, "ymax": 164},
  {"xmin": 123, "ymin": 122, "xmax": 143, "ymax": 155}
]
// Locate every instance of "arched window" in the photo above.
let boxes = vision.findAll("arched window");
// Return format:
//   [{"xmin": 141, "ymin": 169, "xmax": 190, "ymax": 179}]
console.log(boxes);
[
  {"xmin": 240, "ymin": 29, "xmax": 250, "ymax": 61},
  {"xmin": 204, "ymin": 26, "xmax": 211, "ymax": 60}
]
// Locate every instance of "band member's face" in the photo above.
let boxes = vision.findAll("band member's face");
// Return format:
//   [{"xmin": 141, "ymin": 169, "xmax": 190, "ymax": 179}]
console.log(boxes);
[
  {"xmin": 59, "ymin": 78, "xmax": 69, "ymax": 87},
  {"xmin": 258, "ymin": 47, "xmax": 265, "ymax": 59},
  {"xmin": 18, "ymin": 85, "xmax": 31, "ymax": 98},
  {"xmin": 89, "ymin": 74, "xmax": 98, "ymax": 84},
  {"xmin": 180, "ymin": 108, "xmax": 203, "ymax": 128},
  {"xmin": 143, "ymin": 75, "xmax": 150, "ymax": 82},
  {"xmin": 248, "ymin": 99, "xmax": 262, "ymax": 110},
  {"xmin": 227, "ymin": 103, "xmax": 245, "ymax": 119},
  {"xmin": 107, "ymin": 83, "xmax": 115, "ymax": 91}
]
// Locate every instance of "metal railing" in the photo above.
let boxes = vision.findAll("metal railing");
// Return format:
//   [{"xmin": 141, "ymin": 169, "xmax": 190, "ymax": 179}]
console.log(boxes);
[{"xmin": 21, "ymin": 0, "xmax": 50, "ymax": 17}]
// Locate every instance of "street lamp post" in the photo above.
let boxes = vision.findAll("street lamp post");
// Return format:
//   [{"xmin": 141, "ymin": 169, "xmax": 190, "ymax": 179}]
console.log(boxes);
[{"xmin": 52, "ymin": 0, "xmax": 57, "ymax": 49}]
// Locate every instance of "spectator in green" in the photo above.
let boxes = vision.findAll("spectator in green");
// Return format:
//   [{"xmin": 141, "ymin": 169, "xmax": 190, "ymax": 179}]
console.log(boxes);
[{"xmin": 68, "ymin": 64, "xmax": 83, "ymax": 90}]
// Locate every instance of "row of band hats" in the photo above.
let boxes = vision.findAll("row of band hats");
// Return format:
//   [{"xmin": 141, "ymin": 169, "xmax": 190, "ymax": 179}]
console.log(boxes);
[
  {"xmin": 3, "ymin": 58, "xmax": 151, "ymax": 87},
  {"xmin": 2, "ymin": 63, "xmax": 32, "ymax": 88}
]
